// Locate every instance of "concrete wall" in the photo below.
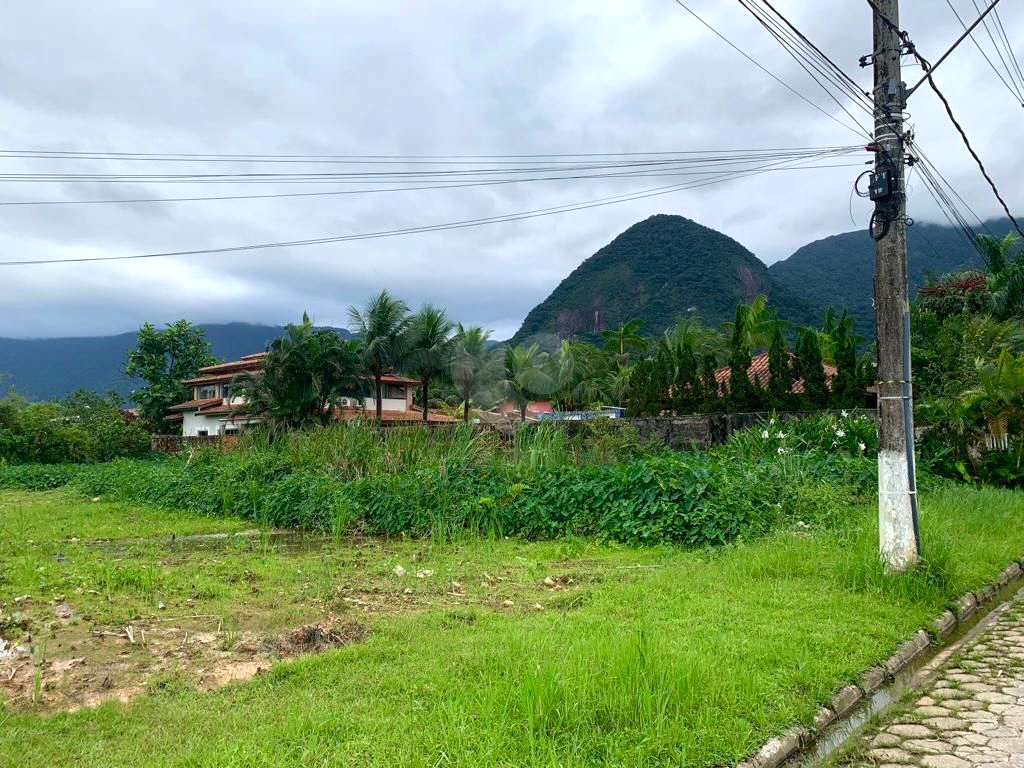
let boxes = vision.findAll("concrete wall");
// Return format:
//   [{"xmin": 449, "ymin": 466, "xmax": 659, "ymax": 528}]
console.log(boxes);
[
  {"xmin": 182, "ymin": 411, "xmax": 226, "ymax": 437},
  {"xmin": 558, "ymin": 410, "xmax": 876, "ymax": 450}
]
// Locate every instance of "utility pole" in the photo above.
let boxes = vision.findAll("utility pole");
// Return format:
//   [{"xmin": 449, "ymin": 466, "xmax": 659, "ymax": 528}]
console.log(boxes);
[{"xmin": 869, "ymin": 0, "xmax": 920, "ymax": 571}]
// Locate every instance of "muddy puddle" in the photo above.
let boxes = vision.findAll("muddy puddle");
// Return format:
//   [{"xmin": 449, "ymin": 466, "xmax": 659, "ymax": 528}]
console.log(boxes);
[{"xmin": 0, "ymin": 599, "xmax": 366, "ymax": 713}]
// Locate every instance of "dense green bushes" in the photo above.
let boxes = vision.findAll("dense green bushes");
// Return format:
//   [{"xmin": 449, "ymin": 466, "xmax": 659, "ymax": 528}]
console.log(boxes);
[
  {"xmin": 0, "ymin": 392, "xmax": 150, "ymax": 465},
  {"xmin": 0, "ymin": 416, "xmax": 879, "ymax": 547}
]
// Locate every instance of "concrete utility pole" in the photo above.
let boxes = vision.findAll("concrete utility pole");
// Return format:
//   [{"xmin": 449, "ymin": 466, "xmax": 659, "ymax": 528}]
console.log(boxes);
[{"xmin": 870, "ymin": 0, "xmax": 920, "ymax": 571}]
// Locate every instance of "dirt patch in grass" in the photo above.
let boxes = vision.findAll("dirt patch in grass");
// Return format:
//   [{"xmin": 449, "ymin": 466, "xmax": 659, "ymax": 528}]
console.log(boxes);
[{"xmin": 0, "ymin": 608, "xmax": 369, "ymax": 713}]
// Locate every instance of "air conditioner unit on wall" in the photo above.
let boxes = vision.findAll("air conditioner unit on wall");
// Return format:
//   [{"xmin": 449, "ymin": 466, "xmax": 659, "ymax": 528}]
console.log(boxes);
[{"xmin": 340, "ymin": 397, "xmax": 359, "ymax": 408}]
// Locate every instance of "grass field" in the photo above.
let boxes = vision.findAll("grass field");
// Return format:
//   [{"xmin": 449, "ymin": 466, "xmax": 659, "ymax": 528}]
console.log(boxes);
[{"xmin": 1, "ymin": 484, "xmax": 1022, "ymax": 767}]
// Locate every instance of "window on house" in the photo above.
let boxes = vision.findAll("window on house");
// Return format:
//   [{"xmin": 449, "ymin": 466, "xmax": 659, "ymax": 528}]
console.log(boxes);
[
  {"xmin": 384, "ymin": 384, "xmax": 406, "ymax": 400},
  {"xmin": 197, "ymin": 385, "xmax": 218, "ymax": 399},
  {"xmin": 197, "ymin": 430, "xmax": 209, "ymax": 437},
  {"xmin": 222, "ymin": 384, "xmax": 233, "ymax": 401},
  {"xmin": 225, "ymin": 427, "xmax": 239, "ymax": 436}
]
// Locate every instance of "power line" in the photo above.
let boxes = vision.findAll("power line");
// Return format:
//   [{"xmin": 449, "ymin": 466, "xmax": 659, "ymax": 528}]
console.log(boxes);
[
  {"xmin": 988, "ymin": 4, "xmax": 1024, "ymax": 94},
  {"xmin": 669, "ymin": 0, "xmax": 868, "ymax": 138},
  {"xmin": 0, "ymin": 145, "xmax": 859, "ymax": 164},
  {"xmin": 945, "ymin": 0, "xmax": 1024, "ymax": 106},
  {"xmin": 738, "ymin": 0, "xmax": 873, "ymax": 115},
  {"xmin": 737, "ymin": 0, "xmax": 873, "ymax": 131},
  {"xmin": 0, "ymin": 159, "xmax": 864, "ymax": 208},
  {"xmin": 922, "ymin": 73, "xmax": 1024, "ymax": 239},
  {"xmin": 0, "ymin": 147, "xmax": 858, "ymax": 184},
  {"xmin": 0, "ymin": 155, "xmax": 859, "ymax": 268}
]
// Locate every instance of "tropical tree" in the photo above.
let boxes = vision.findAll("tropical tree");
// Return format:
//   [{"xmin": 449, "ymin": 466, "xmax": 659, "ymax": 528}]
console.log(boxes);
[
  {"xmin": 722, "ymin": 295, "xmax": 779, "ymax": 352},
  {"xmin": 822, "ymin": 308, "xmax": 866, "ymax": 407},
  {"xmin": 962, "ymin": 347, "xmax": 1024, "ymax": 450},
  {"xmin": 234, "ymin": 314, "xmax": 364, "ymax": 432},
  {"xmin": 726, "ymin": 304, "xmax": 757, "ymax": 411},
  {"xmin": 766, "ymin": 322, "xmax": 795, "ymax": 410},
  {"xmin": 552, "ymin": 339, "xmax": 609, "ymax": 411},
  {"xmin": 978, "ymin": 233, "xmax": 1024, "ymax": 320},
  {"xmin": 348, "ymin": 290, "xmax": 412, "ymax": 421},
  {"xmin": 662, "ymin": 315, "xmax": 725, "ymax": 361},
  {"xmin": 449, "ymin": 324, "xmax": 496, "ymax": 423},
  {"xmin": 794, "ymin": 327, "xmax": 829, "ymax": 408},
  {"xmin": 600, "ymin": 319, "xmax": 648, "ymax": 368},
  {"xmin": 124, "ymin": 320, "xmax": 217, "ymax": 432},
  {"xmin": 406, "ymin": 305, "xmax": 455, "ymax": 422},
  {"xmin": 498, "ymin": 344, "xmax": 557, "ymax": 422}
]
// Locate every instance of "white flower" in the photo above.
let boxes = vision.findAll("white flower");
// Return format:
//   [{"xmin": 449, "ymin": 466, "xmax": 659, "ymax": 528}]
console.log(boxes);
[
  {"xmin": 777, "ymin": 446, "xmax": 789, "ymax": 455},
  {"xmin": 769, "ymin": 418, "xmax": 776, "ymax": 426},
  {"xmin": 835, "ymin": 428, "xmax": 846, "ymax": 438},
  {"xmin": 858, "ymin": 441, "xmax": 866, "ymax": 452},
  {"xmin": 761, "ymin": 429, "xmax": 770, "ymax": 439},
  {"xmin": 841, "ymin": 410, "xmax": 849, "ymax": 418},
  {"xmin": 777, "ymin": 431, "xmax": 786, "ymax": 439}
]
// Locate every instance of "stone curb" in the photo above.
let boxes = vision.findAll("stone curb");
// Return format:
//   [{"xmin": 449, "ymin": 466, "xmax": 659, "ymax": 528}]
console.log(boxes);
[{"xmin": 732, "ymin": 552, "xmax": 1024, "ymax": 768}]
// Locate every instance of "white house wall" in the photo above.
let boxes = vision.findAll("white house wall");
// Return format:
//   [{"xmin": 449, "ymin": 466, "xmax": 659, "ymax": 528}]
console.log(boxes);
[
  {"xmin": 182, "ymin": 412, "xmax": 226, "ymax": 437},
  {"xmin": 363, "ymin": 397, "xmax": 409, "ymax": 412}
]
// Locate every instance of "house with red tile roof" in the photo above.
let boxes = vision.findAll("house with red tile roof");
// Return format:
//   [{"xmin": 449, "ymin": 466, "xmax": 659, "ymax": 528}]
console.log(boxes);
[
  {"xmin": 714, "ymin": 351, "xmax": 837, "ymax": 395},
  {"xmin": 167, "ymin": 353, "xmax": 456, "ymax": 435}
]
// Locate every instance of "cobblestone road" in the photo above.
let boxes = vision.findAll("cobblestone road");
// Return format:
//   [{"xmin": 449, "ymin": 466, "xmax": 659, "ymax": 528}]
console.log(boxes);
[{"xmin": 847, "ymin": 594, "xmax": 1024, "ymax": 768}]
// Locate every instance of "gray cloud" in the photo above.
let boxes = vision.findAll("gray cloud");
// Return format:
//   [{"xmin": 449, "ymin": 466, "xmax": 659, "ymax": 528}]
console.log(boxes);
[{"xmin": 1, "ymin": 0, "xmax": 1022, "ymax": 341}]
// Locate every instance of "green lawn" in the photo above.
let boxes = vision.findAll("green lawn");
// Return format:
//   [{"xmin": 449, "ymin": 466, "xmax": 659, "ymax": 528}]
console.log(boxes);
[{"xmin": 1, "ymin": 484, "xmax": 1022, "ymax": 767}]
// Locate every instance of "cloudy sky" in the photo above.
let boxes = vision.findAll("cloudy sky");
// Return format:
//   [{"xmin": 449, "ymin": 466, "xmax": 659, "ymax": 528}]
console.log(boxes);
[{"xmin": 1, "ymin": 0, "xmax": 1022, "ymax": 339}]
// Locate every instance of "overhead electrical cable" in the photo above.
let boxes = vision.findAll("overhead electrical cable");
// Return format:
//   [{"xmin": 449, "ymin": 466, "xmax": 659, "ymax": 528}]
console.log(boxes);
[
  {"xmin": 736, "ymin": 0, "xmax": 875, "ymax": 125},
  {"xmin": 0, "ymin": 153, "xmax": 861, "ymax": 268},
  {"xmin": 670, "ymin": 0, "xmax": 869, "ymax": 138},
  {"xmin": 945, "ymin": 0, "xmax": 1024, "ymax": 106},
  {"xmin": 0, "ymin": 145, "xmax": 862, "ymax": 164}
]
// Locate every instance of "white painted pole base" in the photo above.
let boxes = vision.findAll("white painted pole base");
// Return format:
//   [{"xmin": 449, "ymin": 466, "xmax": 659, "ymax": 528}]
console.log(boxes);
[{"xmin": 878, "ymin": 449, "xmax": 919, "ymax": 572}]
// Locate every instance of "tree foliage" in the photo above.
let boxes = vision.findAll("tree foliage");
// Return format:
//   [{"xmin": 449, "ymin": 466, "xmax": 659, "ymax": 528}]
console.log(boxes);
[
  {"xmin": 0, "ymin": 391, "xmax": 149, "ymax": 464},
  {"xmin": 349, "ymin": 291, "xmax": 412, "ymax": 421},
  {"xmin": 124, "ymin": 320, "xmax": 217, "ymax": 433},
  {"xmin": 235, "ymin": 314, "xmax": 364, "ymax": 432}
]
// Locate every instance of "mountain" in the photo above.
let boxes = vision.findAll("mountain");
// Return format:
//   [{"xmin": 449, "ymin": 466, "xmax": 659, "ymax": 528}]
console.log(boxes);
[
  {"xmin": 512, "ymin": 214, "xmax": 818, "ymax": 345},
  {"xmin": 513, "ymin": 214, "xmax": 1013, "ymax": 345},
  {"xmin": 767, "ymin": 219, "xmax": 1009, "ymax": 336},
  {"xmin": 0, "ymin": 323, "xmax": 350, "ymax": 402}
]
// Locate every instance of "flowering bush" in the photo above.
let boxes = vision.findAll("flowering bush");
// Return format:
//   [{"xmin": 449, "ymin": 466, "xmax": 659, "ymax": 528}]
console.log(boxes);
[{"xmin": 726, "ymin": 411, "xmax": 877, "ymax": 462}]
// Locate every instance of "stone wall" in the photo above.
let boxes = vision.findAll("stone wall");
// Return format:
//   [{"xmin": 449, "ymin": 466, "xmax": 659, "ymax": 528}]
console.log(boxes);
[{"xmin": 556, "ymin": 410, "xmax": 876, "ymax": 450}]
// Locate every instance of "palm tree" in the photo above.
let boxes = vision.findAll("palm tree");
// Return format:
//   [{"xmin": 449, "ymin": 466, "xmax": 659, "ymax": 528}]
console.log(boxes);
[
  {"xmin": 662, "ymin": 315, "xmax": 725, "ymax": 362},
  {"xmin": 348, "ymin": 291, "xmax": 411, "ymax": 421},
  {"xmin": 449, "ymin": 324, "xmax": 495, "ymax": 423},
  {"xmin": 406, "ymin": 305, "xmax": 455, "ymax": 422},
  {"xmin": 498, "ymin": 344, "xmax": 557, "ymax": 422},
  {"xmin": 722, "ymin": 295, "xmax": 780, "ymax": 353},
  {"xmin": 978, "ymin": 233, "xmax": 1024, "ymax": 320},
  {"xmin": 234, "ymin": 314, "xmax": 365, "ymax": 432},
  {"xmin": 600, "ymin": 319, "xmax": 647, "ymax": 368},
  {"xmin": 552, "ymin": 339, "xmax": 608, "ymax": 411},
  {"xmin": 962, "ymin": 347, "xmax": 1024, "ymax": 450}
]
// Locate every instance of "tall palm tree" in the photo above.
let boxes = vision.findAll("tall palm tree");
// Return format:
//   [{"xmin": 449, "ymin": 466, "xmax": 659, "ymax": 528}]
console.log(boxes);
[
  {"xmin": 406, "ymin": 305, "xmax": 455, "ymax": 422},
  {"xmin": 552, "ymin": 339, "xmax": 607, "ymax": 410},
  {"xmin": 662, "ymin": 315, "xmax": 725, "ymax": 362},
  {"xmin": 600, "ymin": 319, "xmax": 648, "ymax": 368},
  {"xmin": 348, "ymin": 291, "xmax": 411, "ymax": 421},
  {"xmin": 498, "ymin": 344, "xmax": 557, "ymax": 422},
  {"xmin": 722, "ymin": 295, "xmax": 780, "ymax": 352},
  {"xmin": 234, "ymin": 313, "xmax": 365, "ymax": 432},
  {"xmin": 449, "ymin": 324, "xmax": 495, "ymax": 423}
]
